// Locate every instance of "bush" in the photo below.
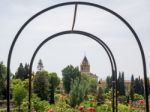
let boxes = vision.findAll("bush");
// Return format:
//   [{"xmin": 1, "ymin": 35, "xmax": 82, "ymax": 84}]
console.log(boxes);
[
  {"xmin": 31, "ymin": 94, "xmax": 50, "ymax": 112},
  {"xmin": 13, "ymin": 85, "xmax": 27, "ymax": 111},
  {"xmin": 134, "ymin": 94, "xmax": 143, "ymax": 101},
  {"xmin": 118, "ymin": 103, "xmax": 128, "ymax": 111},
  {"xmin": 118, "ymin": 96, "xmax": 127, "ymax": 104}
]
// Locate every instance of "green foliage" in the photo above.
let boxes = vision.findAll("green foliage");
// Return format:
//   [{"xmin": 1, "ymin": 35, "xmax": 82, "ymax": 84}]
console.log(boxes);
[
  {"xmin": 118, "ymin": 103, "xmax": 128, "ymax": 111},
  {"xmin": 48, "ymin": 73, "xmax": 60, "ymax": 88},
  {"xmin": 12, "ymin": 79, "xmax": 28, "ymax": 90},
  {"xmin": 97, "ymin": 86, "xmax": 105, "ymax": 104},
  {"xmin": 69, "ymin": 75, "xmax": 89, "ymax": 107},
  {"xmin": 0, "ymin": 62, "xmax": 7, "ymax": 100},
  {"xmin": 62, "ymin": 65, "xmax": 80, "ymax": 94},
  {"xmin": 130, "ymin": 75, "xmax": 134, "ymax": 101},
  {"xmin": 14, "ymin": 63, "xmax": 29, "ymax": 80},
  {"xmin": 117, "ymin": 72, "xmax": 125, "ymax": 96},
  {"xmin": 134, "ymin": 93, "xmax": 143, "ymax": 101},
  {"xmin": 104, "ymin": 91, "xmax": 112, "ymax": 101},
  {"xmin": 134, "ymin": 77, "xmax": 144, "ymax": 95},
  {"xmin": 13, "ymin": 85, "xmax": 27, "ymax": 111},
  {"xmin": 11, "ymin": 79, "xmax": 28, "ymax": 111},
  {"xmin": 118, "ymin": 96, "xmax": 127, "ymax": 104},
  {"xmin": 33, "ymin": 100, "xmax": 50, "ymax": 112},
  {"xmin": 31, "ymin": 94, "xmax": 49, "ymax": 112},
  {"xmin": 33, "ymin": 71, "xmax": 49, "ymax": 100},
  {"xmin": 81, "ymin": 73, "xmax": 97, "ymax": 95},
  {"xmin": 88, "ymin": 77, "xmax": 97, "ymax": 95},
  {"xmin": 48, "ymin": 72, "xmax": 60, "ymax": 104},
  {"xmin": 96, "ymin": 104, "xmax": 111, "ymax": 112}
]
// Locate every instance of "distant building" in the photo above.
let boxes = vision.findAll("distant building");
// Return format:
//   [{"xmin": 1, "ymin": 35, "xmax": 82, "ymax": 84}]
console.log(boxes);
[
  {"xmin": 80, "ymin": 56, "xmax": 132, "ymax": 93},
  {"xmin": 124, "ymin": 80, "xmax": 131, "ymax": 95},
  {"xmin": 80, "ymin": 56, "xmax": 98, "ymax": 80}
]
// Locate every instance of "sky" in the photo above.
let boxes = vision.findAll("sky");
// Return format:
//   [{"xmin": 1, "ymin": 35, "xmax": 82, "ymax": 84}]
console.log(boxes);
[{"xmin": 0, "ymin": 0, "xmax": 150, "ymax": 80}]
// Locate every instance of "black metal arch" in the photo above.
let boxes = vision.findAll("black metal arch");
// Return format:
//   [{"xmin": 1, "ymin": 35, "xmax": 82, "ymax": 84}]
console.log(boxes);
[
  {"xmin": 7, "ymin": 1, "xmax": 148, "ymax": 112},
  {"xmin": 28, "ymin": 30, "xmax": 117, "ymax": 112}
]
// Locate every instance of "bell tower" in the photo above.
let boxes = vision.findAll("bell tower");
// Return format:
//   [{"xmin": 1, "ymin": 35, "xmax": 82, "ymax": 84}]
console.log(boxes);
[{"xmin": 80, "ymin": 56, "xmax": 90, "ymax": 73}]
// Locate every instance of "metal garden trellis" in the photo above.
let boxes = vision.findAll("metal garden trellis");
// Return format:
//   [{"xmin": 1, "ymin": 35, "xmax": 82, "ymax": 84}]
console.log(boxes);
[
  {"xmin": 7, "ymin": 1, "xmax": 148, "ymax": 112},
  {"xmin": 28, "ymin": 30, "xmax": 118, "ymax": 112}
]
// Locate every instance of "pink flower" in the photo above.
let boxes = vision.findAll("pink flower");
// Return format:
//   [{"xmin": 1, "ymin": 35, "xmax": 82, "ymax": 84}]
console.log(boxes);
[
  {"xmin": 48, "ymin": 109, "xmax": 54, "ymax": 112},
  {"xmin": 88, "ymin": 106, "xmax": 95, "ymax": 111},
  {"xmin": 79, "ymin": 106, "xmax": 84, "ymax": 111},
  {"xmin": 139, "ymin": 99, "xmax": 144, "ymax": 105}
]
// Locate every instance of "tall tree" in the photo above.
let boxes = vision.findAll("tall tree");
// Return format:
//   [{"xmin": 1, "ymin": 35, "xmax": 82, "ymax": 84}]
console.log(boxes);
[
  {"xmin": 37, "ymin": 59, "xmax": 44, "ymax": 71},
  {"xmin": 15, "ymin": 63, "xmax": 28, "ymax": 80},
  {"xmin": 33, "ymin": 71, "xmax": 49, "ymax": 100},
  {"xmin": 24, "ymin": 63, "xmax": 29, "ymax": 79},
  {"xmin": 48, "ymin": 72, "xmax": 60, "ymax": 104},
  {"xmin": 130, "ymin": 75, "xmax": 134, "ymax": 101},
  {"xmin": 88, "ymin": 77, "xmax": 97, "ymax": 95},
  {"xmin": 62, "ymin": 65, "xmax": 80, "ymax": 94},
  {"xmin": 121, "ymin": 72, "xmax": 125, "ymax": 95},
  {"xmin": 134, "ymin": 76, "xmax": 144, "ymax": 95},
  {"xmin": 117, "ymin": 72, "xmax": 125, "ymax": 96},
  {"xmin": 12, "ymin": 80, "xmax": 27, "ymax": 112},
  {"xmin": 69, "ymin": 75, "xmax": 89, "ymax": 107},
  {"xmin": 139, "ymin": 78, "xmax": 144, "ymax": 95},
  {"xmin": 0, "ymin": 62, "xmax": 7, "ymax": 99}
]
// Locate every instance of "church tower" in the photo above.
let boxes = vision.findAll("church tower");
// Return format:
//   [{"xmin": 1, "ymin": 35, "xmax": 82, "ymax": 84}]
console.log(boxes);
[{"xmin": 80, "ymin": 56, "xmax": 90, "ymax": 73}]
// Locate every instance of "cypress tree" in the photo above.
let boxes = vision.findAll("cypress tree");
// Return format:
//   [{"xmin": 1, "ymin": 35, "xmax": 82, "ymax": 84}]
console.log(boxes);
[
  {"xmin": 139, "ymin": 78, "xmax": 144, "ymax": 95},
  {"xmin": 33, "ymin": 71, "xmax": 49, "ymax": 100},
  {"xmin": 117, "ymin": 72, "xmax": 125, "ymax": 96},
  {"xmin": 134, "ymin": 76, "xmax": 144, "ymax": 95},
  {"xmin": 130, "ymin": 75, "xmax": 134, "ymax": 101},
  {"xmin": 117, "ymin": 72, "xmax": 121, "ymax": 96},
  {"xmin": 15, "ymin": 63, "xmax": 26, "ymax": 80},
  {"xmin": 0, "ymin": 62, "xmax": 7, "ymax": 99},
  {"xmin": 48, "ymin": 73, "xmax": 60, "ymax": 104},
  {"xmin": 24, "ymin": 63, "xmax": 29, "ymax": 79},
  {"xmin": 15, "ymin": 63, "xmax": 29, "ymax": 80},
  {"xmin": 121, "ymin": 72, "xmax": 125, "ymax": 96}
]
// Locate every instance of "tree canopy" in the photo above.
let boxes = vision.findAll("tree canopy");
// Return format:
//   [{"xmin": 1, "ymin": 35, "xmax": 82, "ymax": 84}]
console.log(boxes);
[
  {"xmin": 0, "ymin": 61, "xmax": 7, "ymax": 99},
  {"xmin": 62, "ymin": 65, "xmax": 80, "ymax": 94},
  {"xmin": 15, "ymin": 63, "xmax": 29, "ymax": 80},
  {"xmin": 48, "ymin": 72, "xmax": 60, "ymax": 104},
  {"xmin": 33, "ymin": 71, "xmax": 49, "ymax": 100}
]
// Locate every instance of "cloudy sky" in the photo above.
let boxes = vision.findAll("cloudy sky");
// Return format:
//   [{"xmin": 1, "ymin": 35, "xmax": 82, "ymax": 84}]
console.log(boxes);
[{"xmin": 0, "ymin": 0, "xmax": 150, "ymax": 80}]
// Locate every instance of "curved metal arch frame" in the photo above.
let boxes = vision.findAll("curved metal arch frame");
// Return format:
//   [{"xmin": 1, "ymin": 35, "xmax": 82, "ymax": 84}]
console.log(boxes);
[
  {"xmin": 29, "ymin": 30, "xmax": 117, "ymax": 112},
  {"xmin": 7, "ymin": 1, "xmax": 148, "ymax": 112}
]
